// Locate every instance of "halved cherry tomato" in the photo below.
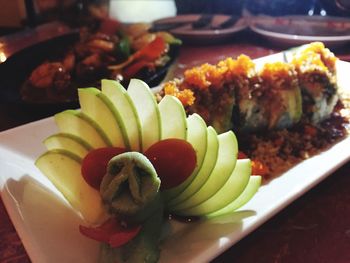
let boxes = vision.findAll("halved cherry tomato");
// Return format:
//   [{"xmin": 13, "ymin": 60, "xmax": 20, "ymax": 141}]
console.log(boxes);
[
  {"xmin": 79, "ymin": 217, "xmax": 141, "ymax": 248},
  {"xmin": 144, "ymin": 139, "xmax": 196, "ymax": 190},
  {"xmin": 81, "ymin": 147, "xmax": 126, "ymax": 190}
]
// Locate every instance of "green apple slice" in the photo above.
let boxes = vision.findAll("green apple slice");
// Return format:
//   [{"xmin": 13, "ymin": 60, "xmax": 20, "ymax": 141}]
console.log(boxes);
[
  {"xmin": 127, "ymin": 79, "xmax": 161, "ymax": 152},
  {"xmin": 55, "ymin": 110, "xmax": 111, "ymax": 149},
  {"xmin": 170, "ymin": 130, "xmax": 238, "ymax": 210},
  {"xmin": 163, "ymin": 113, "xmax": 208, "ymax": 201},
  {"xmin": 159, "ymin": 95, "xmax": 187, "ymax": 140},
  {"xmin": 101, "ymin": 79, "xmax": 142, "ymax": 151},
  {"xmin": 206, "ymin": 175, "xmax": 262, "ymax": 218},
  {"xmin": 167, "ymin": 126, "xmax": 219, "ymax": 207},
  {"xmin": 175, "ymin": 159, "xmax": 251, "ymax": 216},
  {"xmin": 44, "ymin": 133, "xmax": 92, "ymax": 158},
  {"xmin": 35, "ymin": 149, "xmax": 107, "ymax": 224},
  {"xmin": 78, "ymin": 88, "xmax": 129, "ymax": 149}
]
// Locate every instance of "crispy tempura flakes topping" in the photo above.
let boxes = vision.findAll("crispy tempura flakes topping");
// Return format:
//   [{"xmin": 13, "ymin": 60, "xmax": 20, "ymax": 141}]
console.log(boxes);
[
  {"xmin": 162, "ymin": 55, "xmax": 257, "ymax": 107},
  {"xmin": 260, "ymin": 62, "xmax": 298, "ymax": 91},
  {"xmin": 161, "ymin": 42, "xmax": 337, "ymax": 109},
  {"xmin": 292, "ymin": 42, "xmax": 337, "ymax": 74}
]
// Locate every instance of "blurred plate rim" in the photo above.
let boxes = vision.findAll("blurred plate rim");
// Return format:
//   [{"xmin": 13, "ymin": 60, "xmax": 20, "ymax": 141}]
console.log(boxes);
[
  {"xmin": 154, "ymin": 14, "xmax": 247, "ymax": 42},
  {"xmin": 250, "ymin": 15, "xmax": 350, "ymax": 47}
]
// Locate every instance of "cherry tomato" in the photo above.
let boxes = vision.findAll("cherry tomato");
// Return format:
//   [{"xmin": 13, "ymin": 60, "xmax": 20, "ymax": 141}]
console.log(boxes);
[
  {"xmin": 79, "ymin": 217, "xmax": 141, "ymax": 248},
  {"xmin": 144, "ymin": 139, "xmax": 196, "ymax": 190},
  {"xmin": 81, "ymin": 147, "xmax": 126, "ymax": 190}
]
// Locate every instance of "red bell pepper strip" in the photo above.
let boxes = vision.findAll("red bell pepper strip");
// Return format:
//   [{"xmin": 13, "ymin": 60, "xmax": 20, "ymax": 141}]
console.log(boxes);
[
  {"xmin": 79, "ymin": 217, "xmax": 141, "ymax": 248},
  {"xmin": 132, "ymin": 36, "xmax": 167, "ymax": 61},
  {"xmin": 108, "ymin": 36, "xmax": 167, "ymax": 72}
]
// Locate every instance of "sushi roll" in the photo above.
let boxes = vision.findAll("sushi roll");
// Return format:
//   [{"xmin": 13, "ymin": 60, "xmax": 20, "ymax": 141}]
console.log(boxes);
[
  {"xmin": 159, "ymin": 42, "xmax": 339, "ymax": 134},
  {"xmin": 290, "ymin": 42, "xmax": 338, "ymax": 124}
]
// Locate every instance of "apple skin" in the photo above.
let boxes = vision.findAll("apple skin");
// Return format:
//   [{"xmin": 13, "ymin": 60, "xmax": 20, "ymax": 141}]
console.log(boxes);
[
  {"xmin": 168, "ymin": 130, "xmax": 238, "ymax": 211},
  {"xmin": 44, "ymin": 133, "xmax": 92, "ymax": 159},
  {"xmin": 101, "ymin": 79, "xmax": 142, "ymax": 152},
  {"xmin": 162, "ymin": 113, "xmax": 208, "ymax": 201},
  {"xmin": 35, "ymin": 149, "xmax": 107, "ymax": 224},
  {"xmin": 159, "ymin": 95, "xmax": 187, "ymax": 140},
  {"xmin": 127, "ymin": 79, "xmax": 162, "ymax": 152},
  {"xmin": 55, "ymin": 110, "xmax": 111, "ymax": 149},
  {"xmin": 167, "ymin": 126, "xmax": 219, "ymax": 207},
  {"xmin": 78, "ymin": 88, "xmax": 129, "ymax": 149},
  {"xmin": 206, "ymin": 175, "xmax": 262, "ymax": 218},
  {"xmin": 174, "ymin": 159, "xmax": 252, "ymax": 216}
]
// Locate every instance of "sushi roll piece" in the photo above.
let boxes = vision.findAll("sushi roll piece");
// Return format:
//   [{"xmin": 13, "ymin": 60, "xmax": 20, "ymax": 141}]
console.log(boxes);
[
  {"xmin": 290, "ymin": 42, "xmax": 338, "ymax": 124},
  {"xmin": 159, "ymin": 42, "xmax": 339, "ymax": 134},
  {"xmin": 259, "ymin": 62, "xmax": 302, "ymax": 130},
  {"xmin": 233, "ymin": 61, "xmax": 302, "ymax": 132},
  {"xmin": 182, "ymin": 60, "xmax": 235, "ymax": 133},
  {"xmin": 212, "ymin": 55, "xmax": 261, "ymax": 133},
  {"xmin": 230, "ymin": 60, "xmax": 268, "ymax": 132}
]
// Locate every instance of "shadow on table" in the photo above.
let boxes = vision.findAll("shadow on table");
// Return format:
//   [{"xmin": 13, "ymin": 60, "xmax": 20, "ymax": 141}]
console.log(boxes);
[{"xmin": 2, "ymin": 175, "xmax": 99, "ymax": 263}]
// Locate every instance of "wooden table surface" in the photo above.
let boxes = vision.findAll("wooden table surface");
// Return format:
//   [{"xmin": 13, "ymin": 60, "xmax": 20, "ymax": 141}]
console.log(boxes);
[{"xmin": 1, "ymin": 30, "xmax": 350, "ymax": 263}]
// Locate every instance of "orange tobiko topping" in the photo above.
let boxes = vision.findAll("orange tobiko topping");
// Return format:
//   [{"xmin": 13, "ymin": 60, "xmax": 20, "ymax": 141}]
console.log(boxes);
[
  {"xmin": 219, "ymin": 55, "xmax": 255, "ymax": 79},
  {"xmin": 163, "ymin": 82, "xmax": 195, "ymax": 106}
]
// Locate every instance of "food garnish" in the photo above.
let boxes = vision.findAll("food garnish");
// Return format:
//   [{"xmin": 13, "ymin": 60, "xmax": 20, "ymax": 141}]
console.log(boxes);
[{"xmin": 36, "ymin": 78, "xmax": 259, "ymax": 262}]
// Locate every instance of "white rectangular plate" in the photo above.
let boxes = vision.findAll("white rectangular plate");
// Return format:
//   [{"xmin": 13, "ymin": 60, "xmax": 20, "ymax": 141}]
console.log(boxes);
[{"xmin": 1, "ymin": 59, "xmax": 350, "ymax": 263}]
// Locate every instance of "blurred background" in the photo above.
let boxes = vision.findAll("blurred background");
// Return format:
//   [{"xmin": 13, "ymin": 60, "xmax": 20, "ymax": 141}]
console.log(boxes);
[{"xmin": 0, "ymin": 0, "xmax": 350, "ymax": 35}]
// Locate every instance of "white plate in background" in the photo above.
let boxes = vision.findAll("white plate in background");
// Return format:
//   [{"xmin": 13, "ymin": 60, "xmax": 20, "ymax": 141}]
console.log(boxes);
[
  {"xmin": 154, "ymin": 14, "xmax": 247, "ymax": 43},
  {"xmin": 250, "ymin": 15, "xmax": 350, "ymax": 47}
]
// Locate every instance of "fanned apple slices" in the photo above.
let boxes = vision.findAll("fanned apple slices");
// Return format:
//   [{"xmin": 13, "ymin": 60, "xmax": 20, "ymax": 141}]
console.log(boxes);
[{"xmin": 35, "ymin": 79, "xmax": 261, "ymax": 223}]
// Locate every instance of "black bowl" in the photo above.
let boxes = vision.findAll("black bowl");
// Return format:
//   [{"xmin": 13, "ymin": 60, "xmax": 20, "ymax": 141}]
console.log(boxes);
[{"xmin": 0, "ymin": 29, "xmax": 180, "ymax": 113}]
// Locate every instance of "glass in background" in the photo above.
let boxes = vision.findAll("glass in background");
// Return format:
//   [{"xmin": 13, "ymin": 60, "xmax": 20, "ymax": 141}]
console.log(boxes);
[{"xmin": 109, "ymin": 0, "xmax": 177, "ymax": 23}]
